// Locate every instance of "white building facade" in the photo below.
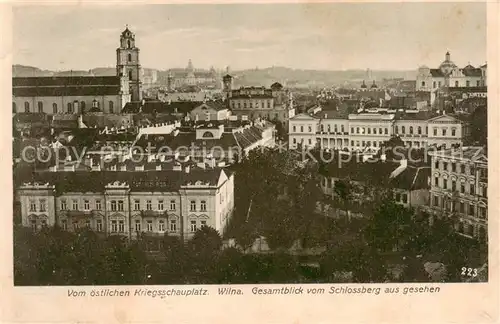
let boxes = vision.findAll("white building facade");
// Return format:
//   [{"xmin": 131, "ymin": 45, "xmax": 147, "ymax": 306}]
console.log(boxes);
[
  {"xmin": 16, "ymin": 168, "xmax": 234, "ymax": 240},
  {"xmin": 288, "ymin": 111, "xmax": 463, "ymax": 151}
]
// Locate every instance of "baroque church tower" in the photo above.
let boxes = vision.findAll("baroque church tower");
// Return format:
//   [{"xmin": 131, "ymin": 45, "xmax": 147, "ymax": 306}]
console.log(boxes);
[{"xmin": 116, "ymin": 26, "xmax": 142, "ymax": 101}]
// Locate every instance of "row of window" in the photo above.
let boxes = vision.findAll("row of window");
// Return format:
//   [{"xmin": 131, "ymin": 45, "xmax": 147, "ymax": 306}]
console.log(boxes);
[
  {"xmin": 29, "ymin": 199, "xmax": 46, "ymax": 212},
  {"xmin": 421, "ymin": 80, "xmax": 482, "ymax": 88},
  {"xmin": 134, "ymin": 219, "xmax": 173, "ymax": 232},
  {"xmin": 434, "ymin": 177, "xmax": 487, "ymax": 197},
  {"xmin": 231, "ymin": 100, "xmax": 272, "ymax": 109},
  {"xmin": 432, "ymin": 196, "xmax": 487, "ymax": 218},
  {"xmin": 60, "ymin": 219, "xmax": 104, "ymax": 231},
  {"xmin": 434, "ymin": 161, "xmax": 475, "ymax": 175},
  {"xmin": 56, "ymin": 218, "xmax": 208, "ymax": 234},
  {"xmin": 14, "ymin": 100, "xmax": 112, "ymax": 113},
  {"xmin": 351, "ymin": 127, "xmax": 389, "ymax": 135},
  {"xmin": 395, "ymin": 126, "xmax": 426, "ymax": 135},
  {"xmin": 456, "ymin": 222, "xmax": 486, "ymax": 239},
  {"xmin": 58, "ymin": 198, "xmax": 207, "ymax": 212}
]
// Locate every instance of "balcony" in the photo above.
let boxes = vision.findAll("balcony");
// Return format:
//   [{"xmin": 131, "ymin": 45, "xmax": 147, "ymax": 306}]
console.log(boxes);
[
  {"xmin": 140, "ymin": 210, "xmax": 167, "ymax": 218},
  {"xmin": 64, "ymin": 210, "xmax": 99, "ymax": 218}
]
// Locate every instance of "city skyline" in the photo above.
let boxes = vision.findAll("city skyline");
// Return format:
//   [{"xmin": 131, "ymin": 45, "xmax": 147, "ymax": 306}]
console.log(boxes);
[{"xmin": 13, "ymin": 3, "xmax": 486, "ymax": 72}]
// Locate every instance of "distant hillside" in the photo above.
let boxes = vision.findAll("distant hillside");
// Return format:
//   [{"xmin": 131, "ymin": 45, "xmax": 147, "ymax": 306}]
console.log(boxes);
[
  {"xmin": 12, "ymin": 65, "xmax": 53, "ymax": 77},
  {"xmin": 230, "ymin": 66, "xmax": 417, "ymax": 87},
  {"xmin": 12, "ymin": 64, "xmax": 416, "ymax": 87}
]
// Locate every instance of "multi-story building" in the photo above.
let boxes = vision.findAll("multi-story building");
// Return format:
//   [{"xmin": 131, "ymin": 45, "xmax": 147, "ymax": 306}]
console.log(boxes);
[
  {"xmin": 288, "ymin": 109, "xmax": 463, "ymax": 151},
  {"xmin": 319, "ymin": 156, "xmax": 430, "ymax": 210},
  {"xmin": 12, "ymin": 26, "xmax": 145, "ymax": 115},
  {"xmin": 12, "ymin": 76, "xmax": 131, "ymax": 115},
  {"xmin": 16, "ymin": 168, "xmax": 234, "ymax": 240},
  {"xmin": 427, "ymin": 146, "xmax": 487, "ymax": 241},
  {"xmin": 416, "ymin": 52, "xmax": 487, "ymax": 105},
  {"xmin": 225, "ymin": 80, "xmax": 296, "ymax": 127},
  {"xmin": 165, "ymin": 61, "xmax": 221, "ymax": 89}
]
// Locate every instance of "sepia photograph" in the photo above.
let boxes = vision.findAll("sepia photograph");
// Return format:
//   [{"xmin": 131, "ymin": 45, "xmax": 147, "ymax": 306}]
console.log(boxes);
[{"xmin": 11, "ymin": 2, "xmax": 489, "ymax": 290}]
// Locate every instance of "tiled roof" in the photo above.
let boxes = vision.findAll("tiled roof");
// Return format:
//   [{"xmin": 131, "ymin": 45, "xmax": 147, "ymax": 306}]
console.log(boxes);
[
  {"xmin": 230, "ymin": 94, "xmax": 274, "ymax": 99},
  {"xmin": 122, "ymin": 101, "xmax": 201, "ymax": 114},
  {"xmin": 390, "ymin": 167, "xmax": 431, "ymax": 190},
  {"xmin": 313, "ymin": 110, "xmax": 349, "ymax": 119},
  {"xmin": 135, "ymin": 124, "xmax": 270, "ymax": 153},
  {"xmin": 319, "ymin": 156, "xmax": 430, "ymax": 190},
  {"xmin": 200, "ymin": 101, "xmax": 228, "ymax": 111},
  {"xmin": 51, "ymin": 119, "xmax": 78, "ymax": 129},
  {"xmin": 13, "ymin": 76, "xmax": 121, "ymax": 87},
  {"xmin": 448, "ymin": 86, "xmax": 487, "ymax": 93},
  {"xmin": 461, "ymin": 68, "xmax": 482, "ymax": 77},
  {"xmin": 13, "ymin": 113, "xmax": 50, "ymax": 124},
  {"xmin": 13, "ymin": 76, "xmax": 122, "ymax": 97},
  {"xmin": 16, "ymin": 169, "xmax": 226, "ymax": 193},
  {"xmin": 435, "ymin": 146, "xmax": 487, "ymax": 162},
  {"xmin": 394, "ymin": 111, "xmax": 437, "ymax": 120},
  {"xmin": 430, "ymin": 69, "xmax": 445, "ymax": 77}
]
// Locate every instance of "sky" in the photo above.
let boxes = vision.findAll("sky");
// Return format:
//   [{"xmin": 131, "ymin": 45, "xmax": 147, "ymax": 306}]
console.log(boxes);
[{"xmin": 12, "ymin": 3, "xmax": 487, "ymax": 71}]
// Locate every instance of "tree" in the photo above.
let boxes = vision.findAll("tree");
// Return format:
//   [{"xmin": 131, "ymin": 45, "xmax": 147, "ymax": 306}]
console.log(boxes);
[
  {"xmin": 364, "ymin": 199, "xmax": 413, "ymax": 252},
  {"xmin": 469, "ymin": 105, "xmax": 487, "ymax": 146},
  {"xmin": 186, "ymin": 226, "xmax": 222, "ymax": 284},
  {"xmin": 159, "ymin": 234, "xmax": 186, "ymax": 284},
  {"xmin": 215, "ymin": 247, "xmax": 246, "ymax": 284},
  {"xmin": 189, "ymin": 226, "xmax": 222, "ymax": 255},
  {"xmin": 334, "ymin": 179, "xmax": 352, "ymax": 220}
]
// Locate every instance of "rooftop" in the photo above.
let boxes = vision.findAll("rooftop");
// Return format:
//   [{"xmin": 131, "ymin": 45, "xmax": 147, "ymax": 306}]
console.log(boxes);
[{"xmin": 16, "ymin": 169, "xmax": 228, "ymax": 193}]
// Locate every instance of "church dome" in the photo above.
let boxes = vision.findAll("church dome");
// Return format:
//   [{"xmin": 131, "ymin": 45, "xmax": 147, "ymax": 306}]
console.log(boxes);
[{"xmin": 439, "ymin": 51, "xmax": 457, "ymax": 75}]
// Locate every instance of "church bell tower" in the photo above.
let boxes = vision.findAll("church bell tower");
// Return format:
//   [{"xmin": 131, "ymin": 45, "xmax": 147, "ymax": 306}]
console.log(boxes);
[{"xmin": 117, "ymin": 25, "xmax": 142, "ymax": 101}]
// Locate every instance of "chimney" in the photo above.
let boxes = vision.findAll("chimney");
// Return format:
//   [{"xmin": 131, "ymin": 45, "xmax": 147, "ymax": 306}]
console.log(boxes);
[{"xmin": 184, "ymin": 165, "xmax": 190, "ymax": 173}]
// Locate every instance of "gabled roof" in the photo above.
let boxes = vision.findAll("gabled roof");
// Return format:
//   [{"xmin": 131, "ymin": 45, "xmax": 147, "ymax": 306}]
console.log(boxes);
[
  {"xmin": 461, "ymin": 68, "xmax": 482, "ymax": 77},
  {"xmin": 426, "ymin": 114, "xmax": 461, "ymax": 123},
  {"xmin": 194, "ymin": 101, "xmax": 228, "ymax": 112},
  {"xmin": 430, "ymin": 69, "xmax": 445, "ymax": 77},
  {"xmin": 319, "ymin": 156, "xmax": 430, "ymax": 191},
  {"xmin": 290, "ymin": 113, "xmax": 317, "ymax": 120}
]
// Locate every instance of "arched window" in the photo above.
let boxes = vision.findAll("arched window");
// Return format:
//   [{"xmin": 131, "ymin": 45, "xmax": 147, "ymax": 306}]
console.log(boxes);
[
  {"xmin": 202, "ymin": 131, "xmax": 214, "ymax": 138},
  {"xmin": 52, "ymin": 103, "xmax": 58, "ymax": 114},
  {"xmin": 37, "ymin": 101, "xmax": 43, "ymax": 113},
  {"xmin": 73, "ymin": 101, "xmax": 79, "ymax": 113},
  {"xmin": 128, "ymin": 53, "xmax": 132, "ymax": 62},
  {"xmin": 417, "ymin": 126, "xmax": 422, "ymax": 135},
  {"xmin": 401, "ymin": 126, "xmax": 405, "ymax": 134},
  {"xmin": 24, "ymin": 101, "xmax": 30, "ymax": 113},
  {"xmin": 67, "ymin": 103, "xmax": 73, "ymax": 113},
  {"xmin": 455, "ymin": 81, "xmax": 459, "ymax": 87},
  {"xmin": 109, "ymin": 101, "xmax": 114, "ymax": 113},
  {"xmin": 128, "ymin": 70, "xmax": 133, "ymax": 80},
  {"xmin": 127, "ymin": 40, "xmax": 131, "ymax": 48},
  {"xmin": 409, "ymin": 126, "xmax": 413, "ymax": 134},
  {"xmin": 12, "ymin": 102, "xmax": 16, "ymax": 113}
]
